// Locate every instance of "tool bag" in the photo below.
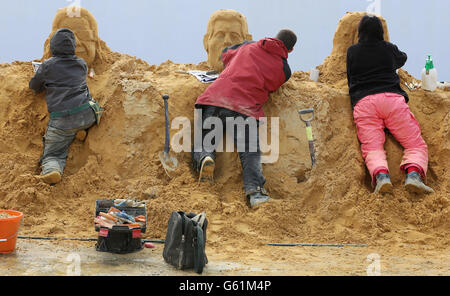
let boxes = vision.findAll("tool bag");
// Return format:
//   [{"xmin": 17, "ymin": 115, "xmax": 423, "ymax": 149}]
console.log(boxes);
[
  {"xmin": 94, "ymin": 200, "xmax": 147, "ymax": 254},
  {"xmin": 163, "ymin": 211, "xmax": 208, "ymax": 274}
]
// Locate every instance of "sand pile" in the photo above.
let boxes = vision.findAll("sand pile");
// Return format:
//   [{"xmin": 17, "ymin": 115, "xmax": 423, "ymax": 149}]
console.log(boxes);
[{"xmin": 0, "ymin": 12, "xmax": 448, "ymax": 254}]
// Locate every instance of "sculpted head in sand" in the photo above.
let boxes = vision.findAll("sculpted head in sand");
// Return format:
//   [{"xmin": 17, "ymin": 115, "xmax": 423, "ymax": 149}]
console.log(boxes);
[
  {"xmin": 331, "ymin": 12, "xmax": 389, "ymax": 58},
  {"xmin": 42, "ymin": 7, "xmax": 108, "ymax": 73},
  {"xmin": 318, "ymin": 12, "xmax": 390, "ymax": 84},
  {"xmin": 203, "ymin": 9, "xmax": 252, "ymax": 71}
]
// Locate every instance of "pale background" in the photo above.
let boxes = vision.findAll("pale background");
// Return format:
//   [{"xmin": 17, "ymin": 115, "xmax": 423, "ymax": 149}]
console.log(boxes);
[{"xmin": 0, "ymin": 0, "xmax": 448, "ymax": 80}]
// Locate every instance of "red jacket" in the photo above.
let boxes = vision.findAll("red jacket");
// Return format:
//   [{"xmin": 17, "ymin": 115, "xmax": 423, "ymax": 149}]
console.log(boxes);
[{"xmin": 195, "ymin": 38, "xmax": 291, "ymax": 119}]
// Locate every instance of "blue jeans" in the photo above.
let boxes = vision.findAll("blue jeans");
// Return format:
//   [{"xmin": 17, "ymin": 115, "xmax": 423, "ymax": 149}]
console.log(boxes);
[
  {"xmin": 40, "ymin": 121, "xmax": 94, "ymax": 175},
  {"xmin": 192, "ymin": 105, "xmax": 266, "ymax": 196}
]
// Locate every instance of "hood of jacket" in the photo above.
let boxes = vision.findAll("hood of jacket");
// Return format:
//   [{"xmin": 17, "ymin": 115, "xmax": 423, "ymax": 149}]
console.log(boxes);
[
  {"xmin": 258, "ymin": 38, "xmax": 288, "ymax": 59},
  {"xmin": 50, "ymin": 28, "xmax": 76, "ymax": 57},
  {"xmin": 358, "ymin": 14, "xmax": 384, "ymax": 43}
]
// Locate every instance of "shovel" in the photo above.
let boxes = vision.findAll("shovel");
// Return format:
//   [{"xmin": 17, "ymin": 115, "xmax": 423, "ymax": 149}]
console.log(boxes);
[
  {"xmin": 298, "ymin": 108, "xmax": 316, "ymax": 167},
  {"xmin": 158, "ymin": 94, "xmax": 178, "ymax": 177}
]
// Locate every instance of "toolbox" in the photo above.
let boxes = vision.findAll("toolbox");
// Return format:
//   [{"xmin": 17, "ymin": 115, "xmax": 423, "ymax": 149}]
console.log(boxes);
[{"xmin": 94, "ymin": 200, "xmax": 147, "ymax": 254}]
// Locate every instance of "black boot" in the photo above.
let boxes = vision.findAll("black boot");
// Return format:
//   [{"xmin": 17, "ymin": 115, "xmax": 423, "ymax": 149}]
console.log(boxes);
[
  {"xmin": 247, "ymin": 187, "xmax": 270, "ymax": 208},
  {"xmin": 198, "ymin": 156, "xmax": 215, "ymax": 182}
]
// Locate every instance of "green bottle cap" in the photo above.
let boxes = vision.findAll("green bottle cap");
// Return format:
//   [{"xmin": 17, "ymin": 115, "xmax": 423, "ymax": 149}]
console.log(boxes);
[{"xmin": 425, "ymin": 55, "xmax": 434, "ymax": 71}]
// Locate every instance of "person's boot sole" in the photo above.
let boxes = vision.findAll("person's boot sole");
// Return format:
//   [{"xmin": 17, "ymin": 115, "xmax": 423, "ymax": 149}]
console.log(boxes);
[
  {"xmin": 374, "ymin": 181, "xmax": 393, "ymax": 194},
  {"xmin": 199, "ymin": 157, "xmax": 215, "ymax": 182},
  {"xmin": 405, "ymin": 182, "xmax": 434, "ymax": 194},
  {"xmin": 249, "ymin": 196, "xmax": 271, "ymax": 208},
  {"xmin": 40, "ymin": 171, "xmax": 61, "ymax": 185}
]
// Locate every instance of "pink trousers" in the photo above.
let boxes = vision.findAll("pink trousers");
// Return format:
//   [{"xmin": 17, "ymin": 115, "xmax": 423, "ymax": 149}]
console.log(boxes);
[{"xmin": 353, "ymin": 92, "xmax": 428, "ymax": 184}]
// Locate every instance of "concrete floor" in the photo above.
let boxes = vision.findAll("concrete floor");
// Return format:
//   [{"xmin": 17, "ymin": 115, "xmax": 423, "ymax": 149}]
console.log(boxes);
[{"xmin": 1, "ymin": 239, "xmax": 449, "ymax": 276}]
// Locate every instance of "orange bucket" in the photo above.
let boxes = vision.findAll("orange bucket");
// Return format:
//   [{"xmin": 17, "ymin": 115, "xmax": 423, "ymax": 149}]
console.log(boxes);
[{"xmin": 0, "ymin": 210, "xmax": 24, "ymax": 254}]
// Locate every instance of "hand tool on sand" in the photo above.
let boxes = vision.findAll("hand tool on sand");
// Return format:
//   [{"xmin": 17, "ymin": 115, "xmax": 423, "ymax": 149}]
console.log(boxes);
[
  {"xmin": 144, "ymin": 242, "xmax": 156, "ymax": 248},
  {"xmin": 18, "ymin": 236, "xmax": 166, "ymax": 244},
  {"xmin": 298, "ymin": 108, "xmax": 316, "ymax": 167},
  {"xmin": 158, "ymin": 94, "xmax": 178, "ymax": 177},
  {"xmin": 267, "ymin": 243, "xmax": 367, "ymax": 247}
]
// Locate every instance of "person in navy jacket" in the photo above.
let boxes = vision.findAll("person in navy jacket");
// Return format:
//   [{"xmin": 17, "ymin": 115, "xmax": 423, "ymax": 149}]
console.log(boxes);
[{"xmin": 30, "ymin": 28, "xmax": 96, "ymax": 185}]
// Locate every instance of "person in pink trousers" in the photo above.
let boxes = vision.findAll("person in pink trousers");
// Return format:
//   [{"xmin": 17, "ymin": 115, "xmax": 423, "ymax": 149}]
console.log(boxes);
[{"xmin": 346, "ymin": 14, "xmax": 434, "ymax": 194}]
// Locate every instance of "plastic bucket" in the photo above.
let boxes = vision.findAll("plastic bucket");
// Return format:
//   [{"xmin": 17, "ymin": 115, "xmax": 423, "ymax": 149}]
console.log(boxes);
[{"xmin": 0, "ymin": 210, "xmax": 24, "ymax": 254}]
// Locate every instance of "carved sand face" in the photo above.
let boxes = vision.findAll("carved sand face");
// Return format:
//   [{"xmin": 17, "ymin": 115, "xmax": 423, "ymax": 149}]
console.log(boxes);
[
  {"xmin": 204, "ymin": 11, "xmax": 252, "ymax": 71},
  {"xmin": 59, "ymin": 17, "xmax": 97, "ymax": 66},
  {"xmin": 42, "ymin": 7, "xmax": 107, "ymax": 71}
]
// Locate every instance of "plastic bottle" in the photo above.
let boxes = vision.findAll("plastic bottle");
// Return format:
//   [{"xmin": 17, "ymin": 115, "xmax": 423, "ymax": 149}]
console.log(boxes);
[{"xmin": 421, "ymin": 55, "xmax": 438, "ymax": 91}]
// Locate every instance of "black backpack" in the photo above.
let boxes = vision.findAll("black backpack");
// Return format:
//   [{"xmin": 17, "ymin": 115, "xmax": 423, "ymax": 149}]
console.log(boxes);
[{"xmin": 163, "ymin": 211, "xmax": 208, "ymax": 274}]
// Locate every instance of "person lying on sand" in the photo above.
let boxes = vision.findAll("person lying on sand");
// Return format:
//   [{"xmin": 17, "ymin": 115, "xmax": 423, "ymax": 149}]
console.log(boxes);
[
  {"xmin": 29, "ymin": 28, "xmax": 99, "ymax": 185},
  {"xmin": 346, "ymin": 14, "xmax": 434, "ymax": 195},
  {"xmin": 192, "ymin": 29, "xmax": 297, "ymax": 208}
]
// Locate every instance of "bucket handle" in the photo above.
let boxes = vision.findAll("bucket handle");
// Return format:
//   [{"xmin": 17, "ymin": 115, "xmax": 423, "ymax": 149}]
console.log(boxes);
[
  {"xmin": 0, "ymin": 231, "xmax": 19, "ymax": 242},
  {"xmin": 0, "ymin": 216, "xmax": 23, "ymax": 242}
]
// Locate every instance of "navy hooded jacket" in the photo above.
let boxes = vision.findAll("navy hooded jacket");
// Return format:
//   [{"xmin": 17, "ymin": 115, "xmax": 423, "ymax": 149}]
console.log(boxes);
[{"xmin": 29, "ymin": 28, "xmax": 95, "ymax": 129}]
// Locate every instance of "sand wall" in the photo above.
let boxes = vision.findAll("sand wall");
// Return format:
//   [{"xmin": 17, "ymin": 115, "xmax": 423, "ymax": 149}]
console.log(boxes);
[{"xmin": 0, "ymin": 12, "xmax": 448, "ymax": 252}]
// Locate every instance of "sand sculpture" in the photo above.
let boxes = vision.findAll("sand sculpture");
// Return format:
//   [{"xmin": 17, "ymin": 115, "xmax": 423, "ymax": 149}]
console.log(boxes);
[
  {"xmin": 41, "ymin": 7, "xmax": 110, "ymax": 76},
  {"xmin": 0, "ymin": 10, "xmax": 448, "ymax": 271},
  {"xmin": 318, "ymin": 12, "xmax": 390, "ymax": 85},
  {"xmin": 203, "ymin": 9, "xmax": 253, "ymax": 72}
]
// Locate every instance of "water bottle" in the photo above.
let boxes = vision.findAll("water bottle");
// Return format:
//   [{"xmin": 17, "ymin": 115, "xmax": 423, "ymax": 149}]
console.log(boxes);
[{"xmin": 421, "ymin": 55, "xmax": 438, "ymax": 91}]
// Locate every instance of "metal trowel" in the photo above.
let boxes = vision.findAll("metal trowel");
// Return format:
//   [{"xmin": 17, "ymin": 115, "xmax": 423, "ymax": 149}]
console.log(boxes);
[{"xmin": 158, "ymin": 94, "xmax": 178, "ymax": 177}]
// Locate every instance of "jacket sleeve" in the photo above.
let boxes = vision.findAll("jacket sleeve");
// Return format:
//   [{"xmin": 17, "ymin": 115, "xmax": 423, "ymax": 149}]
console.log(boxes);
[
  {"xmin": 346, "ymin": 48, "xmax": 352, "ymax": 88},
  {"xmin": 282, "ymin": 58, "xmax": 291, "ymax": 83},
  {"xmin": 79, "ymin": 58, "xmax": 89, "ymax": 77},
  {"xmin": 388, "ymin": 42, "xmax": 407, "ymax": 69},
  {"xmin": 29, "ymin": 63, "xmax": 46, "ymax": 94}
]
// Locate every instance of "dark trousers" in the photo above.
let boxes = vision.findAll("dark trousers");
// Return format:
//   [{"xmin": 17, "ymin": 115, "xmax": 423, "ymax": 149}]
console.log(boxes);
[
  {"xmin": 192, "ymin": 105, "xmax": 266, "ymax": 195},
  {"xmin": 40, "ymin": 109, "xmax": 96, "ymax": 175}
]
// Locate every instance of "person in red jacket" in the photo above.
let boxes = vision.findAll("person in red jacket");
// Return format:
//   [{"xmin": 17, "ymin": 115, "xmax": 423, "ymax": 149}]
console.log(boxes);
[{"xmin": 192, "ymin": 29, "xmax": 297, "ymax": 208}]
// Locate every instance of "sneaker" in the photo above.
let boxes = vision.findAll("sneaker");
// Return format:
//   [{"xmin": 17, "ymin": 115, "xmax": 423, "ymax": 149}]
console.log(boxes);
[
  {"xmin": 198, "ymin": 156, "xmax": 215, "ymax": 182},
  {"xmin": 373, "ymin": 173, "xmax": 393, "ymax": 194},
  {"xmin": 75, "ymin": 130, "xmax": 87, "ymax": 141},
  {"xmin": 39, "ymin": 170, "xmax": 62, "ymax": 185},
  {"xmin": 247, "ymin": 190, "xmax": 271, "ymax": 208},
  {"xmin": 405, "ymin": 171, "xmax": 434, "ymax": 194}
]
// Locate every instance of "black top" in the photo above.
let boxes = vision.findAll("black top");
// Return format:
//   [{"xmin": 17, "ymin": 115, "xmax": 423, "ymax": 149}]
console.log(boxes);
[{"xmin": 346, "ymin": 40, "xmax": 409, "ymax": 108}]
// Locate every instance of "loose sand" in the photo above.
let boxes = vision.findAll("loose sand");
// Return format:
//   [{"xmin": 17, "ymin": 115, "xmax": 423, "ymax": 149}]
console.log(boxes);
[{"xmin": 0, "ymin": 11, "xmax": 448, "ymax": 274}]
